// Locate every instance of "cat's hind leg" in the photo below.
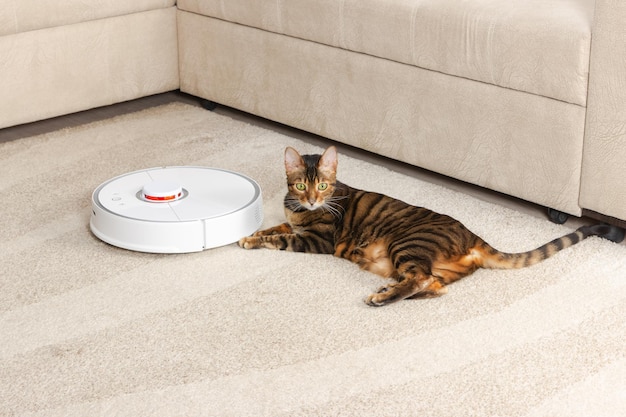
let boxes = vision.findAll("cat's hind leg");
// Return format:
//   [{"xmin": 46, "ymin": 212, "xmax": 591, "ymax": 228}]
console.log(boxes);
[
  {"xmin": 364, "ymin": 262, "xmax": 439, "ymax": 306},
  {"xmin": 365, "ymin": 276, "xmax": 436, "ymax": 306},
  {"xmin": 407, "ymin": 279, "xmax": 448, "ymax": 299}
]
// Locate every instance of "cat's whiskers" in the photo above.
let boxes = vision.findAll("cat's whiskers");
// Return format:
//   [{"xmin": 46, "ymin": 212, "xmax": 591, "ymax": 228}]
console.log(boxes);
[
  {"xmin": 326, "ymin": 194, "xmax": 349, "ymax": 203},
  {"xmin": 285, "ymin": 196, "xmax": 304, "ymax": 211},
  {"xmin": 321, "ymin": 196, "xmax": 346, "ymax": 219}
]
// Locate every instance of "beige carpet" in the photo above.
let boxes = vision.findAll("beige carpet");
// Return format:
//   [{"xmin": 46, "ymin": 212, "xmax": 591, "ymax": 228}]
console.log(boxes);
[{"xmin": 1, "ymin": 102, "xmax": 625, "ymax": 417}]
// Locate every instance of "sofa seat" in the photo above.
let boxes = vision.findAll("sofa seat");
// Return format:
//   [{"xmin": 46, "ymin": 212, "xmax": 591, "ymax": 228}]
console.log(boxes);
[{"xmin": 179, "ymin": 0, "xmax": 594, "ymax": 106}]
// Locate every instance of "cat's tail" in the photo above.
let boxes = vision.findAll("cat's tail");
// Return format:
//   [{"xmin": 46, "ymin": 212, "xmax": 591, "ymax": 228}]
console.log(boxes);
[{"xmin": 477, "ymin": 224, "xmax": 625, "ymax": 269}]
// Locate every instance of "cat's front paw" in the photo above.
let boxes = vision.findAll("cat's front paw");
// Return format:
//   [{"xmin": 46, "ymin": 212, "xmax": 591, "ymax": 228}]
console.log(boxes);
[{"xmin": 238, "ymin": 236, "xmax": 260, "ymax": 249}]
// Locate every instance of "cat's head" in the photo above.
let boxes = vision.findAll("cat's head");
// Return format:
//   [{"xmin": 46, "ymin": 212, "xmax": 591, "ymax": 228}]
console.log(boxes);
[{"xmin": 284, "ymin": 146, "xmax": 338, "ymax": 211}]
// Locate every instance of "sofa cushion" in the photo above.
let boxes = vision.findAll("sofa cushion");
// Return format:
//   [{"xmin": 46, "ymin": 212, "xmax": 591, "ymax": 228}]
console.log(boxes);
[
  {"xmin": 0, "ymin": 0, "xmax": 175, "ymax": 36},
  {"xmin": 178, "ymin": 0, "xmax": 594, "ymax": 106}
]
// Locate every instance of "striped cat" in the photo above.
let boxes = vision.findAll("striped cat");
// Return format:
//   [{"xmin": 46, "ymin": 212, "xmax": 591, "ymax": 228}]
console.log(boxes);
[{"xmin": 239, "ymin": 146, "xmax": 625, "ymax": 306}]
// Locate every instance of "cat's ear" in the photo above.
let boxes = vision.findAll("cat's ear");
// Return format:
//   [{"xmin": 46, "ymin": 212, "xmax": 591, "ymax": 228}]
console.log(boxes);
[
  {"xmin": 318, "ymin": 146, "xmax": 338, "ymax": 173},
  {"xmin": 284, "ymin": 147, "xmax": 305, "ymax": 173}
]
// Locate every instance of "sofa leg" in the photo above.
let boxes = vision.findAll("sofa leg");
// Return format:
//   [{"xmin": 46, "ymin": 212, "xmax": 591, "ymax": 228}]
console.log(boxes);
[
  {"xmin": 200, "ymin": 99, "xmax": 218, "ymax": 111},
  {"xmin": 548, "ymin": 208, "xmax": 569, "ymax": 224}
]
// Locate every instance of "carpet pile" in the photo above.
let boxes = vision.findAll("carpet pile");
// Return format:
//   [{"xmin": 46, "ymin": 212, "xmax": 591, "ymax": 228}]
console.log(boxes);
[{"xmin": 1, "ymin": 103, "xmax": 624, "ymax": 416}]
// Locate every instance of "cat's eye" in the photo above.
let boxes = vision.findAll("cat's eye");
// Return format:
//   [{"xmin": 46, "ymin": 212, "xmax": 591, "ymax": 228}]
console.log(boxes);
[
  {"xmin": 318, "ymin": 183, "xmax": 328, "ymax": 191},
  {"xmin": 295, "ymin": 183, "xmax": 306, "ymax": 191}
]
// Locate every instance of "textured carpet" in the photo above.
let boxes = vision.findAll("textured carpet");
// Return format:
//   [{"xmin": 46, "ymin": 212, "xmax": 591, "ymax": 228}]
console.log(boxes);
[{"xmin": 1, "ymin": 102, "xmax": 625, "ymax": 417}]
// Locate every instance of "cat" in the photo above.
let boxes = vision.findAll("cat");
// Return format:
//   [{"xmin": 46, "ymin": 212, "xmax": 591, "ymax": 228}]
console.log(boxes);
[{"xmin": 238, "ymin": 146, "xmax": 625, "ymax": 306}]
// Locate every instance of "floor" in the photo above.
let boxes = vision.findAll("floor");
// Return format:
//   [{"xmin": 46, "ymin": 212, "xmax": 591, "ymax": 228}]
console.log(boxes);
[{"xmin": 0, "ymin": 91, "xmax": 599, "ymax": 231}]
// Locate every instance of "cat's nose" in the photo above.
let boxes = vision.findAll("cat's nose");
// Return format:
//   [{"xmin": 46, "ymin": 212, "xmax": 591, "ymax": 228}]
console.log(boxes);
[{"xmin": 308, "ymin": 197, "xmax": 316, "ymax": 205}]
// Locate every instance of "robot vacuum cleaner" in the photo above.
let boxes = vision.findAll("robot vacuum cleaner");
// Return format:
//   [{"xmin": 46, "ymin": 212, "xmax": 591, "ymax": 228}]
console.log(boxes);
[{"xmin": 90, "ymin": 166, "xmax": 263, "ymax": 253}]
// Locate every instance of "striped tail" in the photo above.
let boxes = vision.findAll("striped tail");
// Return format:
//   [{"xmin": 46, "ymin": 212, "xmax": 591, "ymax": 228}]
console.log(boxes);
[{"xmin": 479, "ymin": 224, "xmax": 625, "ymax": 269}]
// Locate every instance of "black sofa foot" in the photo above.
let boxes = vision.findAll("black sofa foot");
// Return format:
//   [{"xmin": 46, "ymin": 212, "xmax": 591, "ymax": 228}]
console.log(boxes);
[
  {"xmin": 200, "ymin": 99, "xmax": 218, "ymax": 111},
  {"xmin": 548, "ymin": 208, "xmax": 569, "ymax": 224}
]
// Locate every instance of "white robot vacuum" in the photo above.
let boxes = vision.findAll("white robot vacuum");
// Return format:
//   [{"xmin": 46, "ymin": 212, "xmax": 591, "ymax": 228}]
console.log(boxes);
[{"xmin": 90, "ymin": 166, "xmax": 263, "ymax": 253}]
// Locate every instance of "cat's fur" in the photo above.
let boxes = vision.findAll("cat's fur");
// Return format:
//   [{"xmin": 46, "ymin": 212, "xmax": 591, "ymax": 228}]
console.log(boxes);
[{"xmin": 239, "ymin": 146, "xmax": 625, "ymax": 306}]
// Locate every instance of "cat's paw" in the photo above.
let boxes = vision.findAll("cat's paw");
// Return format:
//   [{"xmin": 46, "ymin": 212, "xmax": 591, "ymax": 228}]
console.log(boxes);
[
  {"xmin": 238, "ymin": 235, "xmax": 285, "ymax": 250},
  {"xmin": 364, "ymin": 286, "xmax": 393, "ymax": 307},
  {"xmin": 238, "ymin": 236, "xmax": 259, "ymax": 249},
  {"xmin": 364, "ymin": 294, "xmax": 385, "ymax": 307}
]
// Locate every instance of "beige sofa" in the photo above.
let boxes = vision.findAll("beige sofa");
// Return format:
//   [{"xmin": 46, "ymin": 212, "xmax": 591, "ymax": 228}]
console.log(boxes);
[{"xmin": 2, "ymin": 1, "xmax": 625, "ymax": 227}]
